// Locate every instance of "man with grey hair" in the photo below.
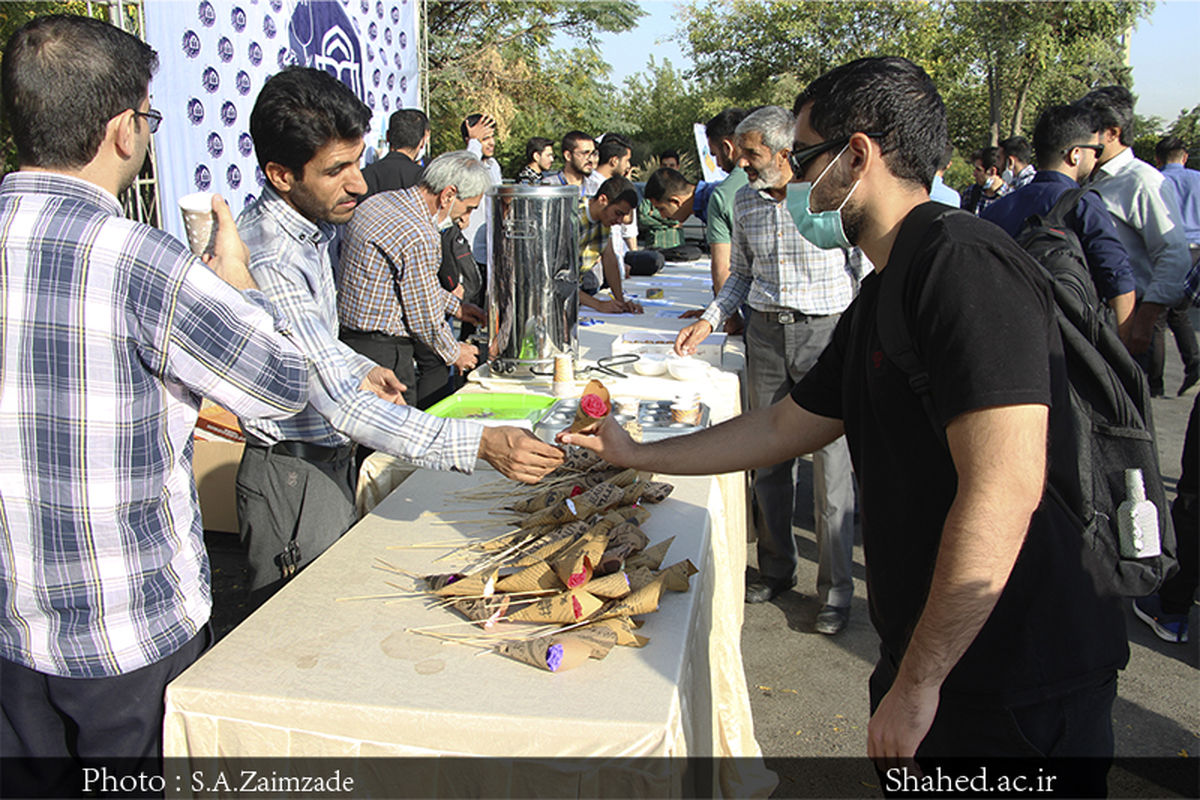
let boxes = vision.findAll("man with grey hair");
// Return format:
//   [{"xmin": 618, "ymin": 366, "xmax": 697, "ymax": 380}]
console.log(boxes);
[
  {"xmin": 676, "ymin": 106, "xmax": 865, "ymax": 631},
  {"xmin": 239, "ymin": 73, "xmax": 563, "ymax": 603},
  {"xmin": 341, "ymin": 150, "xmax": 489, "ymax": 407}
]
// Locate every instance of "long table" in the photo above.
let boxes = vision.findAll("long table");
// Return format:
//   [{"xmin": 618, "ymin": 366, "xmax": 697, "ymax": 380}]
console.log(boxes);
[{"xmin": 164, "ymin": 261, "xmax": 773, "ymax": 796}]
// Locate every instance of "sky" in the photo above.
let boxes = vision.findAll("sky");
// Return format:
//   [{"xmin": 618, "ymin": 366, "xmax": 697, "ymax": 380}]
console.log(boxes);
[{"xmin": 589, "ymin": 0, "xmax": 1197, "ymax": 126}]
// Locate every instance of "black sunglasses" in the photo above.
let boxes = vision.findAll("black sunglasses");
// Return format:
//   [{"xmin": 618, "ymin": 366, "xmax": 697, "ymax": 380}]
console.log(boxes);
[
  {"xmin": 789, "ymin": 132, "xmax": 886, "ymax": 179},
  {"xmin": 1063, "ymin": 143, "xmax": 1104, "ymax": 157},
  {"xmin": 131, "ymin": 108, "xmax": 163, "ymax": 134}
]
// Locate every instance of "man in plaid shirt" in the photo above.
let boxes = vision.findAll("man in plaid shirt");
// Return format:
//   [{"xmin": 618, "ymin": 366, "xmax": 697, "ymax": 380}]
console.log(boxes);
[
  {"xmin": 0, "ymin": 15, "xmax": 308, "ymax": 778},
  {"xmin": 237, "ymin": 69, "xmax": 562, "ymax": 602}
]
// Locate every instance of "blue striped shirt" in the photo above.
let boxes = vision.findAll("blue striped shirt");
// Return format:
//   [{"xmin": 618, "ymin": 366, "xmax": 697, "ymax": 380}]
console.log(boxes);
[
  {"xmin": 0, "ymin": 172, "xmax": 307, "ymax": 678},
  {"xmin": 237, "ymin": 188, "xmax": 482, "ymax": 471}
]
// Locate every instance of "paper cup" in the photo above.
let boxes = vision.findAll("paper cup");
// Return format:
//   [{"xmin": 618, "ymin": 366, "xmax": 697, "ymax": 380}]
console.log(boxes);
[{"xmin": 178, "ymin": 192, "xmax": 216, "ymax": 256}]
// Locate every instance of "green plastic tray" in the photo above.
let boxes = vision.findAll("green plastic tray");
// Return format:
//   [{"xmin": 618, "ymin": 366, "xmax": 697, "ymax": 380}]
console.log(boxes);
[{"xmin": 424, "ymin": 393, "xmax": 556, "ymax": 424}]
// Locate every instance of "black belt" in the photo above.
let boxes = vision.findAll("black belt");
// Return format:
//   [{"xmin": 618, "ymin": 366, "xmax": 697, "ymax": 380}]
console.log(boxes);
[
  {"xmin": 339, "ymin": 327, "xmax": 412, "ymax": 344},
  {"xmin": 245, "ymin": 436, "xmax": 354, "ymax": 464},
  {"xmin": 755, "ymin": 309, "xmax": 831, "ymax": 325}
]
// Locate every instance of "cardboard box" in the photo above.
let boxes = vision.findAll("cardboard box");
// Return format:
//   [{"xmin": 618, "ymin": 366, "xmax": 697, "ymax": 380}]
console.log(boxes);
[{"xmin": 193, "ymin": 436, "xmax": 244, "ymax": 534}]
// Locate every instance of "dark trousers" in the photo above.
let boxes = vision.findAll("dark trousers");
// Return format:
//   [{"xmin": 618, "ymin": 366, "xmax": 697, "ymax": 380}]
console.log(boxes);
[
  {"xmin": 235, "ymin": 443, "xmax": 358, "ymax": 601},
  {"xmin": 1161, "ymin": 394, "xmax": 1199, "ymax": 614},
  {"xmin": 1148, "ymin": 303, "xmax": 1200, "ymax": 394},
  {"xmin": 340, "ymin": 327, "xmax": 450, "ymax": 410},
  {"xmin": 1, "ymin": 628, "xmax": 208, "ymax": 796},
  {"xmin": 870, "ymin": 648, "xmax": 1115, "ymax": 797}
]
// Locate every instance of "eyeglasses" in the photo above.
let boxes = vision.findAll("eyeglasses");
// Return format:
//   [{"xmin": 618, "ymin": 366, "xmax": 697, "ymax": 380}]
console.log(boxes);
[
  {"xmin": 789, "ymin": 132, "xmax": 886, "ymax": 179},
  {"xmin": 1063, "ymin": 143, "xmax": 1104, "ymax": 157},
  {"xmin": 131, "ymin": 108, "xmax": 163, "ymax": 134}
]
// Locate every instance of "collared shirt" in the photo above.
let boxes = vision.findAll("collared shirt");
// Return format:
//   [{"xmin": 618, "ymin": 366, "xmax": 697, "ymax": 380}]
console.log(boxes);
[
  {"xmin": 237, "ymin": 187, "xmax": 481, "ymax": 470},
  {"xmin": 929, "ymin": 174, "xmax": 961, "ymax": 207},
  {"xmin": 1160, "ymin": 163, "xmax": 1200, "ymax": 245},
  {"xmin": 1012, "ymin": 164, "xmax": 1037, "ymax": 189},
  {"xmin": 339, "ymin": 186, "xmax": 461, "ymax": 363},
  {"xmin": 706, "ymin": 167, "xmax": 749, "ymax": 245},
  {"xmin": 702, "ymin": 184, "xmax": 866, "ymax": 328},
  {"xmin": 516, "ymin": 165, "xmax": 542, "ymax": 185},
  {"xmin": 541, "ymin": 171, "xmax": 588, "ymax": 197},
  {"xmin": 464, "ymin": 140, "xmax": 503, "ymax": 264},
  {"xmin": 1088, "ymin": 147, "xmax": 1190, "ymax": 305},
  {"xmin": 578, "ymin": 198, "xmax": 610, "ymax": 275},
  {"xmin": 962, "ymin": 181, "xmax": 1011, "ymax": 216},
  {"xmin": 0, "ymin": 172, "xmax": 307, "ymax": 678},
  {"xmin": 981, "ymin": 170, "xmax": 1136, "ymax": 301},
  {"xmin": 581, "ymin": 170, "xmax": 639, "ymax": 245}
]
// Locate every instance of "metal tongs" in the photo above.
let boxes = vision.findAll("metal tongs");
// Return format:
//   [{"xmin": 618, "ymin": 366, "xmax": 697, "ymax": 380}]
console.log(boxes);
[{"xmin": 530, "ymin": 353, "xmax": 640, "ymax": 379}]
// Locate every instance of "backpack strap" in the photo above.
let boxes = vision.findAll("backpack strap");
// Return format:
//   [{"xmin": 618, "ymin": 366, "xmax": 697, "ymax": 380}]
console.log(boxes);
[
  {"xmin": 1042, "ymin": 185, "xmax": 1093, "ymax": 229},
  {"xmin": 875, "ymin": 201, "xmax": 965, "ymax": 445}
]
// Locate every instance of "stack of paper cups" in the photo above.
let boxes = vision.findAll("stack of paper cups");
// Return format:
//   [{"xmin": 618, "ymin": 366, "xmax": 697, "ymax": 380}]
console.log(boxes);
[
  {"xmin": 178, "ymin": 192, "xmax": 217, "ymax": 256},
  {"xmin": 552, "ymin": 353, "xmax": 573, "ymax": 397}
]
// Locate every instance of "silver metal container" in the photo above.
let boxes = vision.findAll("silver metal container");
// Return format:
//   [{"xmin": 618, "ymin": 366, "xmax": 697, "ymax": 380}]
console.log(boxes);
[{"xmin": 484, "ymin": 183, "xmax": 579, "ymax": 375}]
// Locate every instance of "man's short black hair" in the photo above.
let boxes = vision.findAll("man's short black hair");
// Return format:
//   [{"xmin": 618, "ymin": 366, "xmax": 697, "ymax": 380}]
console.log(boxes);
[
  {"xmin": 1075, "ymin": 85, "xmax": 1135, "ymax": 146},
  {"xmin": 562, "ymin": 130, "xmax": 594, "ymax": 154},
  {"xmin": 1156, "ymin": 135, "xmax": 1187, "ymax": 164},
  {"xmin": 250, "ymin": 66, "xmax": 370, "ymax": 176},
  {"xmin": 595, "ymin": 175, "xmax": 638, "ymax": 208},
  {"xmin": 525, "ymin": 136, "xmax": 554, "ymax": 163},
  {"xmin": 1032, "ymin": 105, "xmax": 1099, "ymax": 169},
  {"xmin": 598, "ymin": 137, "xmax": 631, "ymax": 167},
  {"xmin": 2, "ymin": 14, "xmax": 158, "ymax": 168},
  {"xmin": 998, "ymin": 135, "xmax": 1032, "ymax": 165},
  {"xmin": 387, "ymin": 109, "xmax": 428, "ymax": 150},
  {"xmin": 643, "ymin": 168, "xmax": 692, "ymax": 202},
  {"xmin": 659, "ymin": 149, "xmax": 680, "ymax": 161},
  {"xmin": 705, "ymin": 108, "xmax": 749, "ymax": 143},
  {"xmin": 973, "ymin": 146, "xmax": 1002, "ymax": 171},
  {"xmin": 794, "ymin": 56, "xmax": 946, "ymax": 191},
  {"xmin": 460, "ymin": 113, "xmax": 491, "ymax": 144}
]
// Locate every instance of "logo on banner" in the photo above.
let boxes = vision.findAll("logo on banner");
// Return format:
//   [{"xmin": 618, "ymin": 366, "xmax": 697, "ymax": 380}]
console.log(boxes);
[
  {"xmin": 382, "ymin": 95, "xmax": 390, "ymax": 111},
  {"xmin": 375, "ymin": 0, "xmax": 383, "ymax": 18},
  {"xmin": 400, "ymin": 76, "xmax": 407, "ymax": 93},
  {"xmin": 182, "ymin": 30, "xmax": 201, "ymax": 58},
  {"xmin": 393, "ymin": 51, "xmax": 401, "ymax": 69},
  {"xmin": 236, "ymin": 71, "xmax": 252, "ymax": 96},
  {"xmin": 244, "ymin": 193, "xmax": 258, "ymax": 210},
  {"xmin": 391, "ymin": 5, "xmax": 399, "ymax": 23},
  {"xmin": 384, "ymin": 28, "xmax": 392, "ymax": 45},
  {"xmin": 264, "ymin": 16, "xmax": 277, "ymax": 38},
  {"xmin": 288, "ymin": 0, "xmax": 364, "ymax": 99},
  {"xmin": 366, "ymin": 91, "xmax": 374, "ymax": 109},
  {"xmin": 270, "ymin": 0, "xmax": 283, "ymax": 10},
  {"xmin": 202, "ymin": 67, "xmax": 220, "ymax": 93},
  {"xmin": 227, "ymin": 165, "xmax": 242, "ymax": 188},
  {"xmin": 372, "ymin": 68, "xmax": 380, "ymax": 87},
  {"xmin": 195, "ymin": 164, "xmax": 212, "ymax": 190},
  {"xmin": 221, "ymin": 101, "xmax": 238, "ymax": 126},
  {"xmin": 365, "ymin": 47, "xmax": 373, "ymax": 63},
  {"xmin": 277, "ymin": 47, "xmax": 297, "ymax": 69},
  {"xmin": 239, "ymin": 133, "xmax": 254, "ymax": 157},
  {"xmin": 249, "ymin": 41, "xmax": 263, "ymax": 66},
  {"xmin": 367, "ymin": 21, "xmax": 376, "ymax": 41},
  {"xmin": 188, "ymin": 98, "xmax": 205, "ymax": 125},
  {"xmin": 218, "ymin": 37, "xmax": 234, "ymax": 62},
  {"xmin": 387, "ymin": 73, "xmax": 394, "ymax": 90},
  {"xmin": 255, "ymin": 166, "xmax": 266, "ymax": 187},
  {"xmin": 198, "ymin": 1, "xmax": 216, "ymax": 27},
  {"xmin": 232, "ymin": 7, "xmax": 247, "ymax": 32},
  {"xmin": 207, "ymin": 132, "xmax": 224, "ymax": 158},
  {"xmin": 359, "ymin": 0, "xmax": 368, "ymax": 12},
  {"xmin": 399, "ymin": 30, "xmax": 406, "ymax": 49}
]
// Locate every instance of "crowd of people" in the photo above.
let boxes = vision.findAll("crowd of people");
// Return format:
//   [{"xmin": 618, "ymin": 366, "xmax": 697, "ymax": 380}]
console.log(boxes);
[{"xmin": 1, "ymin": 11, "xmax": 1197, "ymax": 793}]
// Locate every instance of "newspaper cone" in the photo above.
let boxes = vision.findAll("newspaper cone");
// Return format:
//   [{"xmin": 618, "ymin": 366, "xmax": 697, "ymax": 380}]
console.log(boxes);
[
  {"xmin": 478, "ymin": 529, "xmax": 528, "ymax": 552},
  {"xmin": 496, "ymin": 637, "xmax": 592, "ymax": 672},
  {"xmin": 625, "ymin": 566, "xmax": 657, "ymax": 591},
  {"xmin": 550, "ymin": 530, "xmax": 607, "ymax": 588},
  {"xmin": 432, "ymin": 568, "xmax": 498, "ymax": 597},
  {"xmin": 600, "ymin": 579, "xmax": 664, "ymax": 618},
  {"xmin": 559, "ymin": 625, "xmax": 619, "ymax": 659},
  {"xmin": 561, "ymin": 447, "xmax": 604, "ymax": 473},
  {"xmin": 567, "ymin": 379, "xmax": 611, "ymax": 433},
  {"xmin": 607, "ymin": 468, "xmax": 641, "ymax": 489},
  {"xmin": 495, "ymin": 561, "xmax": 564, "ymax": 593},
  {"xmin": 592, "ymin": 617, "xmax": 650, "ymax": 648},
  {"xmin": 608, "ymin": 506, "xmax": 651, "ymax": 527},
  {"xmin": 606, "ymin": 522, "xmax": 649, "ymax": 554},
  {"xmin": 453, "ymin": 595, "xmax": 511, "ymax": 628},
  {"xmin": 625, "ymin": 537, "xmax": 675, "ymax": 571},
  {"xmin": 619, "ymin": 481, "xmax": 651, "ymax": 506},
  {"xmin": 578, "ymin": 467, "xmax": 626, "ymax": 490},
  {"xmin": 581, "ymin": 571, "xmax": 631, "ymax": 599},
  {"xmin": 508, "ymin": 521, "xmax": 589, "ymax": 567},
  {"xmin": 507, "ymin": 588, "xmax": 603, "ymax": 623},
  {"xmin": 640, "ymin": 481, "xmax": 675, "ymax": 504},
  {"xmin": 656, "ymin": 559, "xmax": 699, "ymax": 592},
  {"xmin": 571, "ymin": 480, "xmax": 623, "ymax": 519},
  {"xmin": 509, "ymin": 484, "xmax": 576, "ymax": 514},
  {"xmin": 519, "ymin": 499, "xmax": 579, "ymax": 530}
]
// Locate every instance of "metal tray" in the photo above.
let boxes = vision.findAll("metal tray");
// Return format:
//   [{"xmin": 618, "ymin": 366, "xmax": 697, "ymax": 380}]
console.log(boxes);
[{"xmin": 534, "ymin": 398, "xmax": 710, "ymax": 443}]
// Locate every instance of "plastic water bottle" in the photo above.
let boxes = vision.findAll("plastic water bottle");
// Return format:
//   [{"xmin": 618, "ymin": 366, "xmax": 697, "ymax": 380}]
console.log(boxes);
[{"xmin": 1117, "ymin": 468, "xmax": 1161, "ymax": 558}]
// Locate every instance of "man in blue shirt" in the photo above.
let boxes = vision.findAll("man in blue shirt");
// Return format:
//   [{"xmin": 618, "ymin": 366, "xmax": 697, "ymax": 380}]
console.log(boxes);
[
  {"xmin": 983, "ymin": 104, "xmax": 1136, "ymax": 337},
  {"xmin": 1154, "ymin": 135, "xmax": 1200, "ymax": 395},
  {"xmin": 929, "ymin": 142, "xmax": 961, "ymax": 206}
]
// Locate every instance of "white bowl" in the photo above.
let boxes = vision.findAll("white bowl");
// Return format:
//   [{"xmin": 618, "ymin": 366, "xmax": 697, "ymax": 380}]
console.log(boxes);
[
  {"xmin": 633, "ymin": 353, "xmax": 668, "ymax": 376},
  {"xmin": 666, "ymin": 356, "xmax": 709, "ymax": 382}
]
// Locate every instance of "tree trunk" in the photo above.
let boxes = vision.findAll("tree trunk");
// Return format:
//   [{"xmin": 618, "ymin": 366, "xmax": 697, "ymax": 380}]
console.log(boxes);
[
  {"xmin": 987, "ymin": 61, "xmax": 1001, "ymax": 146},
  {"xmin": 1009, "ymin": 72, "xmax": 1034, "ymax": 138}
]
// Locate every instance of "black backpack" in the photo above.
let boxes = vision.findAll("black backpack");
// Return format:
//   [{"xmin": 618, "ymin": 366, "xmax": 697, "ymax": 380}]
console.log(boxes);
[{"xmin": 876, "ymin": 201, "xmax": 1177, "ymax": 598}]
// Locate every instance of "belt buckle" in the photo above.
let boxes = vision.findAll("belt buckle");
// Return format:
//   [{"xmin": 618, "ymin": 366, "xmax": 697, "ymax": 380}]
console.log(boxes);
[{"xmin": 778, "ymin": 311, "xmax": 795, "ymax": 325}]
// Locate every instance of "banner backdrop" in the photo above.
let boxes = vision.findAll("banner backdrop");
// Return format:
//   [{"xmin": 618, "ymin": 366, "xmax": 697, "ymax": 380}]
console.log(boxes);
[{"xmin": 144, "ymin": 0, "xmax": 419, "ymax": 243}]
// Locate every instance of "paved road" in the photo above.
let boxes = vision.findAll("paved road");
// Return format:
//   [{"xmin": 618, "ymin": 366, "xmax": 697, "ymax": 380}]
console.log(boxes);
[{"xmin": 741, "ymin": 334, "xmax": 1199, "ymax": 796}]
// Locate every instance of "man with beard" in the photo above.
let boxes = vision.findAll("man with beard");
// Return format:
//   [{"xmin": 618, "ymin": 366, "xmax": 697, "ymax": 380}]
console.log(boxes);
[
  {"xmin": 674, "ymin": 106, "xmax": 863, "ymax": 634},
  {"xmin": 542, "ymin": 130, "xmax": 596, "ymax": 193},
  {"xmin": 237, "ymin": 68, "xmax": 563, "ymax": 603},
  {"xmin": 564, "ymin": 58, "xmax": 1127, "ymax": 784}
]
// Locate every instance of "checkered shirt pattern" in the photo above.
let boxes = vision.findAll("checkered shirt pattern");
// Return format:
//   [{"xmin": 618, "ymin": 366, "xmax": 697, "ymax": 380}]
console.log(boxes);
[
  {"xmin": 702, "ymin": 185, "xmax": 866, "ymax": 329},
  {"xmin": 237, "ymin": 188, "xmax": 481, "ymax": 470},
  {"xmin": 578, "ymin": 197, "xmax": 610, "ymax": 276},
  {"xmin": 339, "ymin": 187, "xmax": 461, "ymax": 364},
  {"xmin": 0, "ymin": 172, "xmax": 308, "ymax": 678}
]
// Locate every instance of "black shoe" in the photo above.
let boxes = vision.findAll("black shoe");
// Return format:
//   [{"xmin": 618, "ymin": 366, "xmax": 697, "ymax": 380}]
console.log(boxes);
[
  {"xmin": 745, "ymin": 576, "xmax": 796, "ymax": 604},
  {"xmin": 1150, "ymin": 386, "xmax": 1165, "ymax": 398},
  {"xmin": 1178, "ymin": 369, "xmax": 1199, "ymax": 397}
]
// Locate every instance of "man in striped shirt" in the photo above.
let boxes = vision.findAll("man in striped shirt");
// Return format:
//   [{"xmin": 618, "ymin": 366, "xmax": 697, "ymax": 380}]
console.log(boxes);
[
  {"xmin": 237, "ymin": 69, "xmax": 562, "ymax": 602},
  {"xmin": 0, "ymin": 15, "xmax": 308, "ymax": 778}
]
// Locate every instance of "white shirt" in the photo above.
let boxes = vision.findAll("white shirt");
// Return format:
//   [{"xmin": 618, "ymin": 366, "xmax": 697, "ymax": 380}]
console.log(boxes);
[{"xmin": 465, "ymin": 138, "xmax": 503, "ymax": 264}]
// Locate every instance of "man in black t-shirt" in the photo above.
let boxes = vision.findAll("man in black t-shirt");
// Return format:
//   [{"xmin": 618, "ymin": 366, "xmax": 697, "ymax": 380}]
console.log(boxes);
[{"xmin": 560, "ymin": 57, "xmax": 1127, "ymax": 776}]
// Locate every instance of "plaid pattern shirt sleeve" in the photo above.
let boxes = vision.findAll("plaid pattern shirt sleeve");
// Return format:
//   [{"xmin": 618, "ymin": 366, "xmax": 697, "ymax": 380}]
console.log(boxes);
[
  {"xmin": 239, "ymin": 190, "xmax": 481, "ymax": 471},
  {"xmin": 703, "ymin": 186, "xmax": 755, "ymax": 328},
  {"xmin": 0, "ymin": 173, "xmax": 307, "ymax": 678}
]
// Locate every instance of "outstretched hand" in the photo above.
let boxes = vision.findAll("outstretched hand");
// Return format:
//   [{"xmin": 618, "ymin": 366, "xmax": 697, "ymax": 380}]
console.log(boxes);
[
  {"xmin": 479, "ymin": 426, "xmax": 565, "ymax": 483},
  {"xmin": 555, "ymin": 415, "xmax": 638, "ymax": 468},
  {"xmin": 201, "ymin": 194, "xmax": 256, "ymax": 291}
]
